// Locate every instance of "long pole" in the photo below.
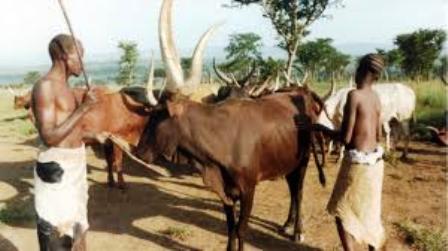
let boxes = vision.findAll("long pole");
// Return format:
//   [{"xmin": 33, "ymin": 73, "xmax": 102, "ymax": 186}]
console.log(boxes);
[{"xmin": 57, "ymin": 0, "xmax": 91, "ymax": 90}]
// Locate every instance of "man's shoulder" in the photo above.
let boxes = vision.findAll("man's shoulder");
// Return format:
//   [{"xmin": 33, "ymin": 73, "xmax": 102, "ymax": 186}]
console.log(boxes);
[{"xmin": 32, "ymin": 78, "xmax": 56, "ymax": 102}]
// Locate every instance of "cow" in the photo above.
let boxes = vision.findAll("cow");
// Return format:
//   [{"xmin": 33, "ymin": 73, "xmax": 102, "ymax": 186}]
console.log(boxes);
[
  {"xmin": 318, "ymin": 82, "xmax": 416, "ymax": 162},
  {"xmin": 137, "ymin": 90, "xmax": 328, "ymax": 251},
  {"xmin": 135, "ymin": 1, "xmax": 329, "ymax": 249}
]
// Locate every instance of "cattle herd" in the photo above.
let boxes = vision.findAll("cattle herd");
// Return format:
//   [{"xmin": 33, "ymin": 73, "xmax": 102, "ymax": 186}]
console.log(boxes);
[{"xmin": 7, "ymin": 0, "xmax": 423, "ymax": 250}]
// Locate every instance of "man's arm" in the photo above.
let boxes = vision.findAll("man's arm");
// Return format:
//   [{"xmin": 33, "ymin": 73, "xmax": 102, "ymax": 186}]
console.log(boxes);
[
  {"xmin": 340, "ymin": 90, "xmax": 358, "ymax": 145},
  {"xmin": 33, "ymin": 81, "xmax": 93, "ymax": 146}
]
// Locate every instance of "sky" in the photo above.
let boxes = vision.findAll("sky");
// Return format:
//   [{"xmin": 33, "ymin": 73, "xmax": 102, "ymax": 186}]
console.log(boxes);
[{"xmin": 0, "ymin": 0, "xmax": 446, "ymax": 69}]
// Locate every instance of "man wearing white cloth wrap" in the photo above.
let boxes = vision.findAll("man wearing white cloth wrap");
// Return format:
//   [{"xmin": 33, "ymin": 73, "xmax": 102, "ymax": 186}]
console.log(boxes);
[
  {"xmin": 298, "ymin": 53, "xmax": 386, "ymax": 250},
  {"xmin": 31, "ymin": 34, "xmax": 99, "ymax": 251}
]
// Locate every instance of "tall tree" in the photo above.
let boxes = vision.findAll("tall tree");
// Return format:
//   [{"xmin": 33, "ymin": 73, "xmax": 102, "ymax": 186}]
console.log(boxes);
[
  {"xmin": 394, "ymin": 29, "xmax": 446, "ymax": 80},
  {"xmin": 221, "ymin": 32, "xmax": 263, "ymax": 76},
  {"xmin": 116, "ymin": 41, "xmax": 139, "ymax": 86},
  {"xmin": 295, "ymin": 38, "xmax": 349, "ymax": 80},
  {"xmin": 230, "ymin": 0, "xmax": 338, "ymax": 79}
]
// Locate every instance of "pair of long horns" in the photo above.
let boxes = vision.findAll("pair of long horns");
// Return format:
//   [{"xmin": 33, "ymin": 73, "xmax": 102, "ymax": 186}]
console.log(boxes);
[
  {"xmin": 160, "ymin": 0, "xmax": 220, "ymax": 92},
  {"xmin": 146, "ymin": 0, "xmax": 220, "ymax": 104},
  {"xmin": 283, "ymin": 71, "xmax": 309, "ymax": 87},
  {"xmin": 213, "ymin": 59, "xmax": 256, "ymax": 87}
]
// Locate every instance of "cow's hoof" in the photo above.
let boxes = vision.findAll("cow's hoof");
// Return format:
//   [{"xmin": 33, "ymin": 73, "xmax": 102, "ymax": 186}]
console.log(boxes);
[
  {"xmin": 107, "ymin": 180, "xmax": 116, "ymax": 188},
  {"xmin": 279, "ymin": 224, "xmax": 294, "ymax": 236},
  {"xmin": 117, "ymin": 182, "xmax": 127, "ymax": 190},
  {"xmin": 292, "ymin": 233, "xmax": 305, "ymax": 243},
  {"xmin": 399, "ymin": 155, "xmax": 415, "ymax": 164}
]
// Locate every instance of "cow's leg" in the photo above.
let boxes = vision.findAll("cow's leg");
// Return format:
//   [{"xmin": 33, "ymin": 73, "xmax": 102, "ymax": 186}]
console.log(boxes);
[
  {"xmin": 113, "ymin": 147, "xmax": 126, "ymax": 189},
  {"xmin": 103, "ymin": 142, "xmax": 115, "ymax": 187},
  {"xmin": 400, "ymin": 120, "xmax": 411, "ymax": 160},
  {"xmin": 224, "ymin": 203, "xmax": 237, "ymax": 251},
  {"xmin": 383, "ymin": 122, "xmax": 391, "ymax": 151},
  {"xmin": 236, "ymin": 187, "xmax": 255, "ymax": 251},
  {"xmin": 328, "ymin": 140, "xmax": 334, "ymax": 154},
  {"xmin": 281, "ymin": 168, "xmax": 300, "ymax": 237},
  {"xmin": 293, "ymin": 160, "xmax": 309, "ymax": 243},
  {"xmin": 336, "ymin": 145, "xmax": 345, "ymax": 164}
]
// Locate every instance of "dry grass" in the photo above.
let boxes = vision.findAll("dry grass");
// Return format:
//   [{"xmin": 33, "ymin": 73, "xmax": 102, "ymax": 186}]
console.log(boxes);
[{"xmin": 395, "ymin": 221, "xmax": 447, "ymax": 251}]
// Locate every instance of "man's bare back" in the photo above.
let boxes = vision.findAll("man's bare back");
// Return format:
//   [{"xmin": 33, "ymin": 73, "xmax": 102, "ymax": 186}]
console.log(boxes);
[{"xmin": 342, "ymin": 87, "xmax": 381, "ymax": 152}]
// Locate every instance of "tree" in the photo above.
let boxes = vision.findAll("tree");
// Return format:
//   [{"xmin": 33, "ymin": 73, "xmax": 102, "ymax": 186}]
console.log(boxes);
[
  {"xmin": 221, "ymin": 32, "xmax": 263, "ymax": 76},
  {"xmin": 23, "ymin": 71, "xmax": 41, "ymax": 85},
  {"xmin": 394, "ymin": 29, "xmax": 446, "ymax": 80},
  {"xmin": 259, "ymin": 57, "xmax": 286, "ymax": 79},
  {"xmin": 230, "ymin": 0, "xmax": 339, "ymax": 79},
  {"xmin": 116, "ymin": 41, "xmax": 139, "ymax": 86},
  {"xmin": 181, "ymin": 57, "xmax": 193, "ymax": 77},
  {"xmin": 376, "ymin": 48, "xmax": 404, "ymax": 80},
  {"xmin": 295, "ymin": 38, "xmax": 349, "ymax": 80}
]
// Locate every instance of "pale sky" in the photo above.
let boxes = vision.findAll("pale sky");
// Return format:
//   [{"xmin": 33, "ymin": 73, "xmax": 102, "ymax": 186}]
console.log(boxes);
[{"xmin": 0, "ymin": 0, "xmax": 446, "ymax": 68}]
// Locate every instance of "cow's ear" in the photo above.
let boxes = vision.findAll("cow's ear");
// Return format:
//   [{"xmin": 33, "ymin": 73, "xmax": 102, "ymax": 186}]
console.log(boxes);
[{"xmin": 167, "ymin": 101, "xmax": 184, "ymax": 118}]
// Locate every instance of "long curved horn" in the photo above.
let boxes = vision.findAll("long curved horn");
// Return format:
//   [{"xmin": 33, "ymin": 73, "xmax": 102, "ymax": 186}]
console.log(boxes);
[
  {"xmin": 146, "ymin": 53, "xmax": 158, "ymax": 106},
  {"xmin": 230, "ymin": 73, "xmax": 241, "ymax": 88},
  {"xmin": 322, "ymin": 73, "xmax": 336, "ymax": 102},
  {"xmin": 213, "ymin": 58, "xmax": 233, "ymax": 85},
  {"xmin": 283, "ymin": 70, "xmax": 294, "ymax": 86},
  {"xmin": 301, "ymin": 71, "xmax": 309, "ymax": 86},
  {"xmin": 252, "ymin": 76, "xmax": 272, "ymax": 97},
  {"xmin": 159, "ymin": 0, "xmax": 184, "ymax": 91},
  {"xmin": 239, "ymin": 61, "xmax": 256, "ymax": 87},
  {"xmin": 185, "ymin": 23, "xmax": 222, "ymax": 88},
  {"xmin": 273, "ymin": 73, "xmax": 280, "ymax": 92}
]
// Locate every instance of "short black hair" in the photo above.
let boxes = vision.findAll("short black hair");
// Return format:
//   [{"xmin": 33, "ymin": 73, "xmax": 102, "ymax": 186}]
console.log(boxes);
[
  {"xmin": 358, "ymin": 53, "xmax": 385, "ymax": 76},
  {"xmin": 48, "ymin": 34, "xmax": 81, "ymax": 61}
]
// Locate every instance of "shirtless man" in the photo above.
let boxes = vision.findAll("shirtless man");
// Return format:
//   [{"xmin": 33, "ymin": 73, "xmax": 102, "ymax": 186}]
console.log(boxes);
[
  {"xmin": 32, "ymin": 34, "xmax": 97, "ymax": 251},
  {"xmin": 300, "ymin": 54, "xmax": 386, "ymax": 250}
]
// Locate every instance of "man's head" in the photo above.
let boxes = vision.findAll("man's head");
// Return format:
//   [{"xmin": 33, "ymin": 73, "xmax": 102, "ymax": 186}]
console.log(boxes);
[
  {"xmin": 48, "ymin": 34, "xmax": 84, "ymax": 77},
  {"xmin": 355, "ymin": 53, "xmax": 384, "ymax": 86}
]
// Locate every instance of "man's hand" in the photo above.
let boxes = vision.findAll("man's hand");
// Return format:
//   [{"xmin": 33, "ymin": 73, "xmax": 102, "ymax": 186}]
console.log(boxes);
[{"xmin": 80, "ymin": 88, "xmax": 99, "ymax": 110}]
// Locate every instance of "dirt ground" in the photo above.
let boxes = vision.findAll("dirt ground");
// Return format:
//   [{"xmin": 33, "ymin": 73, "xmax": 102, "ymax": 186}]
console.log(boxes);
[{"xmin": 0, "ymin": 92, "xmax": 446, "ymax": 251}]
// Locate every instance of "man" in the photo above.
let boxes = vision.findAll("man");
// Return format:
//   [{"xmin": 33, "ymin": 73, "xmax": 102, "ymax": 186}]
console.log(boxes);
[
  {"xmin": 31, "ymin": 34, "xmax": 97, "ymax": 250},
  {"xmin": 299, "ymin": 54, "xmax": 386, "ymax": 250}
]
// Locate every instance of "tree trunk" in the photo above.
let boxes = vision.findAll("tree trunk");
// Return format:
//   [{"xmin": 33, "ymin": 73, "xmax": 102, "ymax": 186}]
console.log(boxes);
[{"xmin": 285, "ymin": 40, "xmax": 300, "ymax": 87}]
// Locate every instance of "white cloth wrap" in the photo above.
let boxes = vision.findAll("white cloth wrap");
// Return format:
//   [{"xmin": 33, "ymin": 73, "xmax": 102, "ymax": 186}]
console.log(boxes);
[
  {"xmin": 346, "ymin": 146, "xmax": 384, "ymax": 165},
  {"xmin": 34, "ymin": 145, "xmax": 89, "ymax": 237},
  {"xmin": 327, "ymin": 146, "xmax": 385, "ymax": 248}
]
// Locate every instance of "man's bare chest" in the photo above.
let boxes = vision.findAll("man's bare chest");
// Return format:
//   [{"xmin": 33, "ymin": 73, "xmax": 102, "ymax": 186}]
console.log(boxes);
[{"xmin": 54, "ymin": 89, "xmax": 78, "ymax": 117}]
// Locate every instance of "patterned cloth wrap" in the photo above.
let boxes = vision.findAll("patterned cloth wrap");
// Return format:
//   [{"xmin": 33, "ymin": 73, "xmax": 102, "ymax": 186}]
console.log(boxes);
[
  {"xmin": 34, "ymin": 144, "xmax": 89, "ymax": 237},
  {"xmin": 327, "ymin": 146, "xmax": 385, "ymax": 249}
]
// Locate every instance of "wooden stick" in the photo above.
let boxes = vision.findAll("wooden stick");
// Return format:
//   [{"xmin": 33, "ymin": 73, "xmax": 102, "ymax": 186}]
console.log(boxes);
[
  {"xmin": 105, "ymin": 134, "xmax": 171, "ymax": 177},
  {"xmin": 57, "ymin": 0, "xmax": 90, "ymax": 90}
]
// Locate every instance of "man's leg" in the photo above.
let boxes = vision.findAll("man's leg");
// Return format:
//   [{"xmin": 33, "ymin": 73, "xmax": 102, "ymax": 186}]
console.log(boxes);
[
  {"xmin": 36, "ymin": 216, "xmax": 73, "ymax": 251},
  {"xmin": 335, "ymin": 217, "xmax": 354, "ymax": 251}
]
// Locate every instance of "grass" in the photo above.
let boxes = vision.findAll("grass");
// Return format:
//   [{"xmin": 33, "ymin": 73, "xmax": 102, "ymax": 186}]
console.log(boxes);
[
  {"xmin": 0, "ymin": 200, "xmax": 35, "ymax": 225},
  {"xmin": 410, "ymin": 81, "xmax": 447, "ymax": 128},
  {"xmin": 158, "ymin": 226, "xmax": 192, "ymax": 241},
  {"xmin": 395, "ymin": 221, "xmax": 447, "ymax": 251}
]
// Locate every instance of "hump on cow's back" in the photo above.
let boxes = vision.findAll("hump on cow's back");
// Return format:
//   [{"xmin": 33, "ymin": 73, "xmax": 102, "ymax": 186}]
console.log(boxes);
[{"xmin": 120, "ymin": 86, "xmax": 151, "ymax": 106}]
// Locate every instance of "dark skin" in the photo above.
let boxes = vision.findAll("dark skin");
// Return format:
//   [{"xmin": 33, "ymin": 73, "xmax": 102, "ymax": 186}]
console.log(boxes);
[
  {"xmin": 299, "ymin": 65, "xmax": 382, "ymax": 251},
  {"xmin": 32, "ymin": 41, "xmax": 98, "ymax": 148}
]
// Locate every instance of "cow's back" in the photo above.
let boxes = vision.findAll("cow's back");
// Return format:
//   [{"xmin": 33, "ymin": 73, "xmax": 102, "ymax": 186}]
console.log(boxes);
[{"xmin": 373, "ymin": 83, "xmax": 416, "ymax": 122}]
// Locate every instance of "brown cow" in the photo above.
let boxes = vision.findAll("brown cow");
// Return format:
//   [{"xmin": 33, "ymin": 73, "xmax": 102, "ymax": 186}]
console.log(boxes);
[{"xmin": 136, "ymin": 89, "xmax": 327, "ymax": 250}]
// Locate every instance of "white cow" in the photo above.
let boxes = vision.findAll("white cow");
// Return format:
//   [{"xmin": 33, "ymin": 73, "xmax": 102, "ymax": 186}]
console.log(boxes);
[{"xmin": 318, "ymin": 83, "xmax": 416, "ymax": 162}]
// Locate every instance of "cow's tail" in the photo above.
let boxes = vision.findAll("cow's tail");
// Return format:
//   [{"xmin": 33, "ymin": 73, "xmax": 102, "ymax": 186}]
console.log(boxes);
[{"xmin": 311, "ymin": 132, "xmax": 326, "ymax": 187}]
